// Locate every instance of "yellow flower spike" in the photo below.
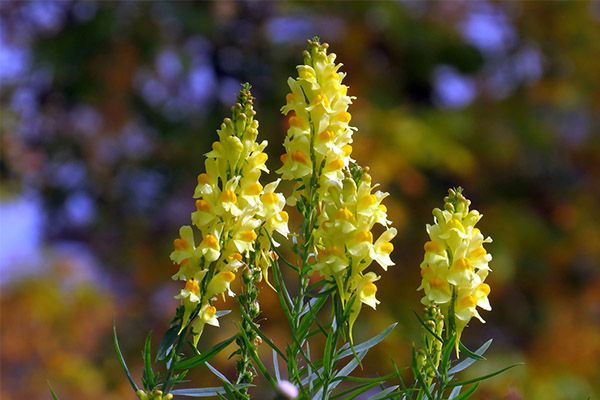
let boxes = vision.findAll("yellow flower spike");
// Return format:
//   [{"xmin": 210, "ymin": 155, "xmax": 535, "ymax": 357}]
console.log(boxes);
[{"xmin": 419, "ymin": 188, "xmax": 493, "ymax": 357}]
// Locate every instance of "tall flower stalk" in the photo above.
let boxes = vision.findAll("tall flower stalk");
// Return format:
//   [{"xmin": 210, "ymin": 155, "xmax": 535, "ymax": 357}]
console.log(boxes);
[
  {"xmin": 101, "ymin": 39, "xmax": 519, "ymax": 400},
  {"xmin": 275, "ymin": 38, "xmax": 396, "ymax": 397}
]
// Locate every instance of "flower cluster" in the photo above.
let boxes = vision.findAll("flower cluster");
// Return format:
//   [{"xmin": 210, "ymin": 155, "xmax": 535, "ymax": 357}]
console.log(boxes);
[
  {"xmin": 418, "ymin": 188, "xmax": 492, "ymax": 346},
  {"xmin": 314, "ymin": 169, "xmax": 396, "ymax": 337},
  {"xmin": 279, "ymin": 39, "xmax": 395, "ymax": 338},
  {"xmin": 170, "ymin": 85, "xmax": 288, "ymax": 346},
  {"xmin": 278, "ymin": 38, "xmax": 356, "ymax": 203}
]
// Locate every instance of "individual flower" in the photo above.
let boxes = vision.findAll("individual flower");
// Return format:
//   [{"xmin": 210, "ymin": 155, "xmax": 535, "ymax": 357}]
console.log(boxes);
[{"xmin": 418, "ymin": 188, "xmax": 493, "ymax": 353}]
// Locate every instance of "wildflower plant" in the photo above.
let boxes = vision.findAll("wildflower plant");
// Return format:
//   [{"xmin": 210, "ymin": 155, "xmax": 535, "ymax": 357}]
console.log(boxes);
[{"xmin": 47, "ymin": 38, "xmax": 521, "ymax": 400}]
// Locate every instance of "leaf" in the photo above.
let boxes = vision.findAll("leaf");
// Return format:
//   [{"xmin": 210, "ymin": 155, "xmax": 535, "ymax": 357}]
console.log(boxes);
[
  {"xmin": 47, "ymin": 380, "xmax": 60, "ymax": 400},
  {"xmin": 448, "ymin": 385, "xmax": 463, "ymax": 399},
  {"xmin": 367, "ymin": 386, "xmax": 400, "ymax": 400},
  {"xmin": 156, "ymin": 324, "xmax": 180, "ymax": 362},
  {"xmin": 205, "ymin": 362, "xmax": 230, "ymax": 384},
  {"xmin": 331, "ymin": 372, "xmax": 396, "ymax": 384},
  {"xmin": 331, "ymin": 382, "xmax": 382, "ymax": 400},
  {"xmin": 447, "ymin": 363, "xmax": 524, "ymax": 388},
  {"xmin": 170, "ymin": 385, "xmax": 253, "ymax": 397},
  {"xmin": 458, "ymin": 341, "xmax": 487, "ymax": 361},
  {"xmin": 439, "ymin": 334, "xmax": 456, "ymax": 375},
  {"xmin": 143, "ymin": 332, "xmax": 155, "ymax": 389},
  {"xmin": 273, "ymin": 349, "xmax": 281, "ymax": 382},
  {"xmin": 448, "ymin": 339, "xmax": 493, "ymax": 375},
  {"xmin": 315, "ymin": 350, "xmax": 367, "ymax": 398},
  {"xmin": 322, "ymin": 322, "xmax": 337, "ymax": 377},
  {"xmin": 215, "ymin": 310, "xmax": 232, "ymax": 318},
  {"xmin": 113, "ymin": 317, "xmax": 139, "ymax": 392},
  {"xmin": 174, "ymin": 336, "xmax": 236, "ymax": 370},
  {"xmin": 412, "ymin": 311, "xmax": 443, "ymax": 344},
  {"xmin": 335, "ymin": 323, "xmax": 397, "ymax": 361},
  {"xmin": 450, "ymin": 383, "xmax": 479, "ymax": 400}
]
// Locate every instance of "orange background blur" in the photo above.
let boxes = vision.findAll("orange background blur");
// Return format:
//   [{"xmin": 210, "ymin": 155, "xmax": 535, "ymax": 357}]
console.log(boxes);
[{"xmin": 1, "ymin": 2, "xmax": 599, "ymax": 399}]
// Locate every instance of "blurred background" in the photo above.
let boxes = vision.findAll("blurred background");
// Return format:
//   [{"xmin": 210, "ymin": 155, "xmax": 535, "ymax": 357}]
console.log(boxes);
[{"xmin": 1, "ymin": 1, "xmax": 599, "ymax": 399}]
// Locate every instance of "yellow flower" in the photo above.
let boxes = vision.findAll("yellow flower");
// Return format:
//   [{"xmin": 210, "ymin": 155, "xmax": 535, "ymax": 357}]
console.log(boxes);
[
  {"xmin": 169, "ymin": 84, "xmax": 289, "ymax": 346},
  {"xmin": 278, "ymin": 38, "xmax": 356, "ymax": 201},
  {"xmin": 418, "ymin": 188, "xmax": 493, "ymax": 353},
  {"xmin": 191, "ymin": 304, "xmax": 220, "ymax": 347}
]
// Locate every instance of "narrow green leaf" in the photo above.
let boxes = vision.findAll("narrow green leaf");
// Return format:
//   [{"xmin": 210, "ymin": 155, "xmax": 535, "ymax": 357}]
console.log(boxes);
[
  {"xmin": 316, "ymin": 350, "xmax": 367, "ymax": 398},
  {"xmin": 272, "ymin": 349, "xmax": 281, "ymax": 382},
  {"xmin": 271, "ymin": 257, "xmax": 294, "ymax": 323},
  {"xmin": 170, "ymin": 385, "xmax": 252, "ymax": 397},
  {"xmin": 143, "ymin": 332, "xmax": 155, "ymax": 389},
  {"xmin": 331, "ymin": 382, "xmax": 381, "ymax": 400},
  {"xmin": 447, "ymin": 363, "xmax": 524, "ymax": 388},
  {"xmin": 439, "ymin": 334, "xmax": 456, "ymax": 374},
  {"xmin": 458, "ymin": 341, "xmax": 486, "ymax": 361},
  {"xmin": 156, "ymin": 324, "xmax": 180, "ymax": 362},
  {"xmin": 448, "ymin": 339, "xmax": 492, "ymax": 375},
  {"xmin": 205, "ymin": 362, "xmax": 230, "ymax": 384},
  {"xmin": 448, "ymin": 385, "xmax": 463, "ymax": 399},
  {"xmin": 174, "ymin": 336, "xmax": 236, "ymax": 370},
  {"xmin": 306, "ymin": 278, "xmax": 329, "ymax": 293},
  {"xmin": 450, "ymin": 383, "xmax": 479, "ymax": 400},
  {"xmin": 366, "ymin": 386, "xmax": 399, "ymax": 400},
  {"xmin": 47, "ymin": 380, "xmax": 60, "ymax": 400},
  {"xmin": 113, "ymin": 317, "xmax": 139, "ymax": 392},
  {"xmin": 412, "ymin": 311, "xmax": 443, "ymax": 344},
  {"xmin": 322, "ymin": 324, "xmax": 336, "ymax": 377},
  {"xmin": 215, "ymin": 310, "xmax": 232, "ymax": 318},
  {"xmin": 335, "ymin": 323, "xmax": 397, "ymax": 361},
  {"xmin": 331, "ymin": 372, "xmax": 397, "ymax": 384}
]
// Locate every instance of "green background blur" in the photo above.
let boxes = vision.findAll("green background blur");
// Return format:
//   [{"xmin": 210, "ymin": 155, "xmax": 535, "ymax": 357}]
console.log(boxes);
[{"xmin": 1, "ymin": 1, "xmax": 599, "ymax": 399}]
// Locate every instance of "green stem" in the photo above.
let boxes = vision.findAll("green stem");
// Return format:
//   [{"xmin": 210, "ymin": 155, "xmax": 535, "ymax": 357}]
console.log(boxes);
[{"xmin": 235, "ymin": 252, "xmax": 261, "ymax": 399}]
